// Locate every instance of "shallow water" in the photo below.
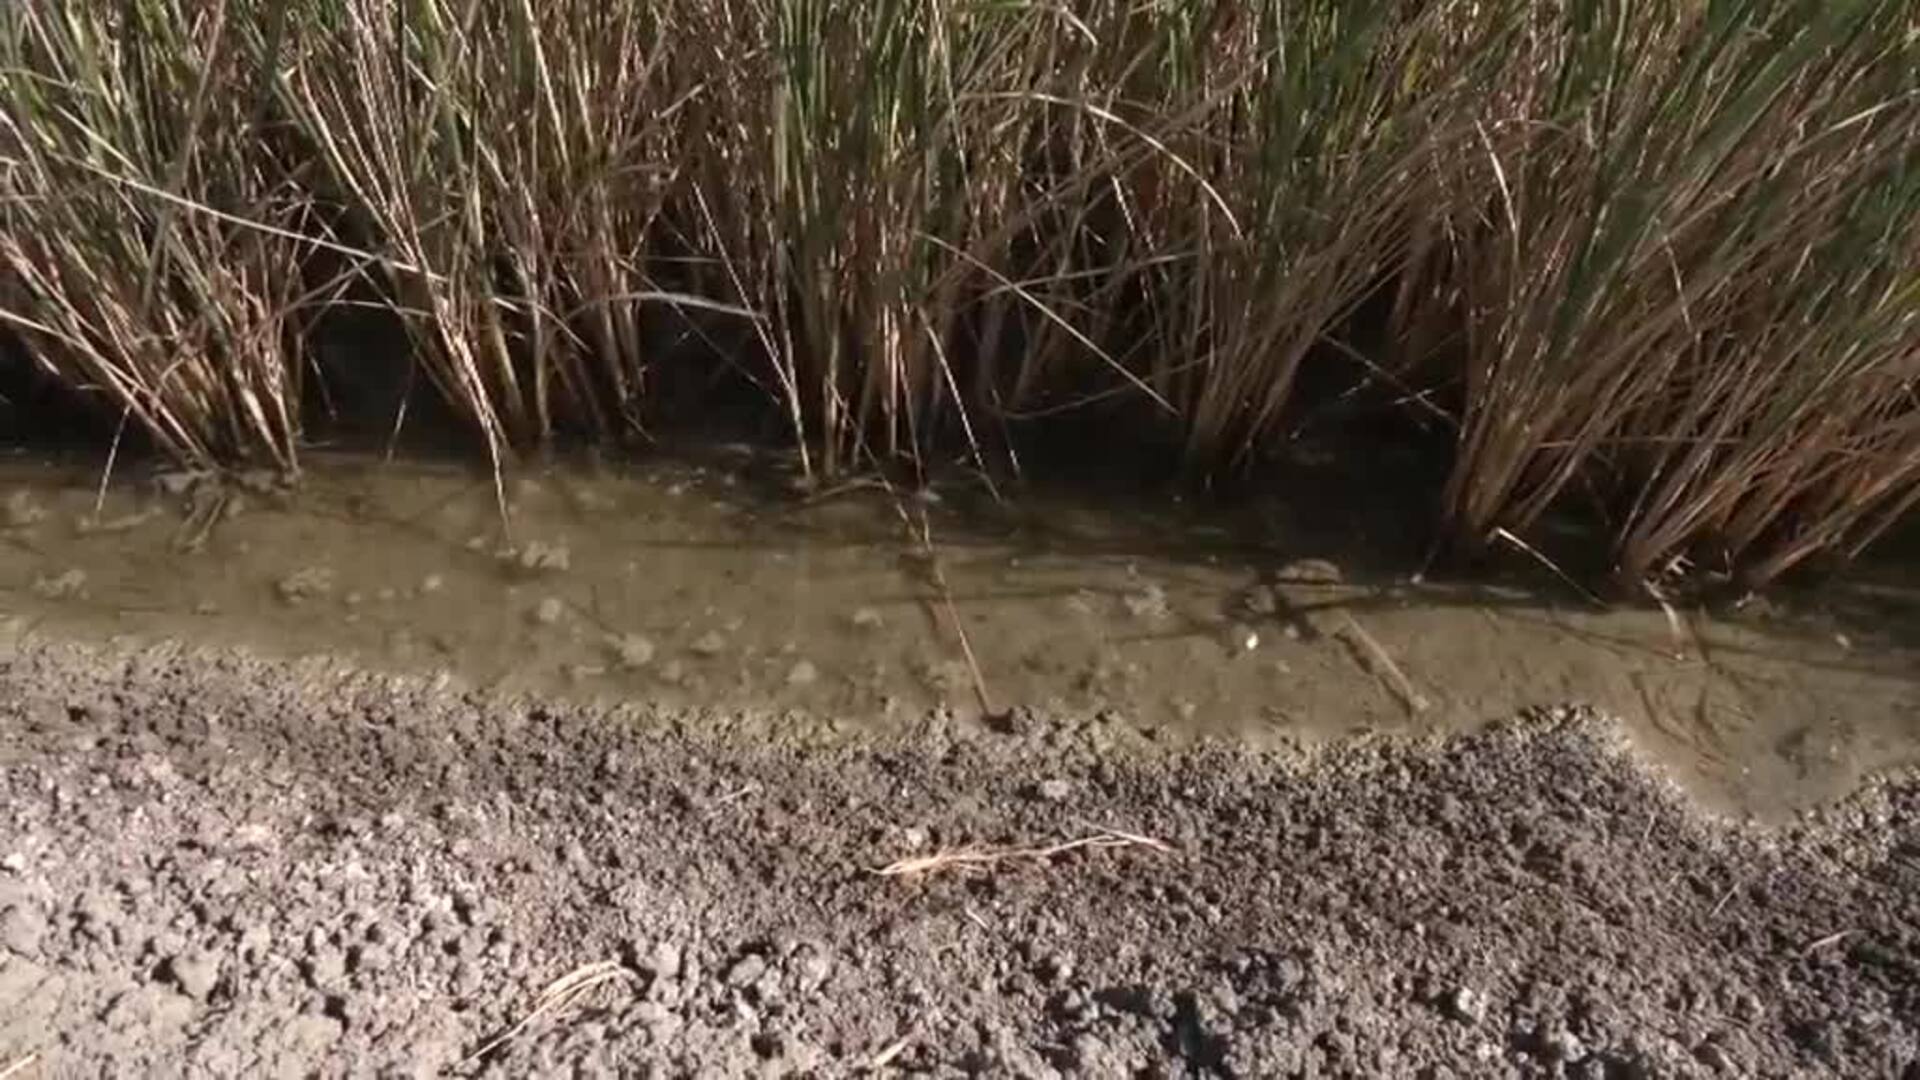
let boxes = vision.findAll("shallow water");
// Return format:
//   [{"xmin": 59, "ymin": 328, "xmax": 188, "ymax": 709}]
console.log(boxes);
[{"xmin": 0, "ymin": 448, "xmax": 1914, "ymax": 818}]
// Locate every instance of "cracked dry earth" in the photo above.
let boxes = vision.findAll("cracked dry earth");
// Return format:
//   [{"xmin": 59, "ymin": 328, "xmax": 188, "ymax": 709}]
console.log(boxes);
[{"xmin": 1, "ymin": 638, "xmax": 1917, "ymax": 1079}]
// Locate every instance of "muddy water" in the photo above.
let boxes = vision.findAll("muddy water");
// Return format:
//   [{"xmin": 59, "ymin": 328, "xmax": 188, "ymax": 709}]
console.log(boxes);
[{"xmin": 0, "ymin": 449, "xmax": 1915, "ymax": 818}]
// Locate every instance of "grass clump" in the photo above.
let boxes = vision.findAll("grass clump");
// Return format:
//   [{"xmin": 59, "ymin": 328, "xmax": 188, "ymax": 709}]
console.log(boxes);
[
  {"xmin": 1, "ymin": 0, "xmax": 1916, "ymax": 594},
  {"xmin": 1, "ymin": 0, "xmax": 310, "ymax": 470}
]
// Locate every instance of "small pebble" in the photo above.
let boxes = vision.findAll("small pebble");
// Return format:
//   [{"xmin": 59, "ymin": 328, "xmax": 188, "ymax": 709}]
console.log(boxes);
[
  {"xmin": 1445, "ymin": 986, "xmax": 1487, "ymax": 1025},
  {"xmin": 786, "ymin": 660, "xmax": 818, "ymax": 687},
  {"xmin": 531, "ymin": 597, "xmax": 566, "ymax": 625},
  {"xmin": 691, "ymin": 631, "xmax": 727, "ymax": 657}
]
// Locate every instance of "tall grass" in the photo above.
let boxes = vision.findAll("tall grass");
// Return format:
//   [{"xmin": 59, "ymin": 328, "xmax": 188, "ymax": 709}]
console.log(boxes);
[
  {"xmin": 1436, "ymin": 0, "xmax": 1920, "ymax": 591},
  {"xmin": 1, "ymin": 0, "xmax": 309, "ymax": 469},
  {"xmin": 1, "ymin": 0, "xmax": 1916, "ymax": 592}
]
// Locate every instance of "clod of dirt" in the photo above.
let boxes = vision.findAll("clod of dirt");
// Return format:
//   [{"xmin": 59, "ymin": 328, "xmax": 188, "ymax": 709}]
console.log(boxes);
[
  {"xmin": 691, "ymin": 631, "xmax": 727, "ymax": 657},
  {"xmin": 849, "ymin": 608, "xmax": 884, "ymax": 632},
  {"xmin": 530, "ymin": 597, "xmax": 566, "ymax": 626},
  {"xmin": 162, "ymin": 950, "xmax": 222, "ymax": 1001},
  {"xmin": 276, "ymin": 567, "xmax": 336, "ymax": 605},
  {"xmin": 786, "ymin": 660, "xmax": 819, "ymax": 687},
  {"xmin": 0, "ymin": 903, "xmax": 46, "ymax": 956},
  {"xmin": 726, "ymin": 954, "xmax": 768, "ymax": 987},
  {"xmin": 419, "ymin": 574, "xmax": 444, "ymax": 595},
  {"xmin": 606, "ymin": 634, "xmax": 656, "ymax": 670}
]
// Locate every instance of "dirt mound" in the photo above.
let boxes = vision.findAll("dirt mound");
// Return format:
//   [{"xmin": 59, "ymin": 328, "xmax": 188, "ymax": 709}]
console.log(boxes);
[{"xmin": 1, "ymin": 639, "xmax": 1915, "ymax": 1077}]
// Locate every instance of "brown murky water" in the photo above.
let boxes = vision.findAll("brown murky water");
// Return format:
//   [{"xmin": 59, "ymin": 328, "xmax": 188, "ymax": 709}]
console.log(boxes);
[{"xmin": 0, "ymin": 449, "xmax": 1915, "ymax": 818}]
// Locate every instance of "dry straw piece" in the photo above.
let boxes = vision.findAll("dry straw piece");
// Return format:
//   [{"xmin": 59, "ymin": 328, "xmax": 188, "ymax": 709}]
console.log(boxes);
[
  {"xmin": 874, "ymin": 827, "xmax": 1175, "ymax": 879},
  {"xmin": 461, "ymin": 960, "xmax": 638, "ymax": 1065}
]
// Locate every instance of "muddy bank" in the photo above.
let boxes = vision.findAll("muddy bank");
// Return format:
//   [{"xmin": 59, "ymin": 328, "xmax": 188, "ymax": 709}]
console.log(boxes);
[
  {"xmin": 5, "ymin": 454, "xmax": 1920, "ymax": 820},
  {"xmin": 1, "ymin": 639, "xmax": 1916, "ymax": 1078}
]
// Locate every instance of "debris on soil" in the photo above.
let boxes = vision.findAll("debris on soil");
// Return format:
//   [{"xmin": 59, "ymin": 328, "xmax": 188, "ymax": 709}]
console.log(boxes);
[
  {"xmin": 873, "ymin": 829, "xmax": 1174, "ymax": 878},
  {"xmin": 1032, "ymin": 778, "xmax": 1074, "ymax": 802},
  {"xmin": 1224, "ymin": 622, "xmax": 1261, "ymax": 655},
  {"xmin": 509, "ymin": 540, "xmax": 572, "ymax": 574},
  {"xmin": 786, "ymin": 659, "xmax": 819, "ymax": 687},
  {"xmin": 1279, "ymin": 557, "xmax": 1345, "ymax": 585},
  {"xmin": 1236, "ymin": 583, "xmax": 1281, "ymax": 618},
  {"xmin": 3, "ymin": 491, "xmax": 46, "ymax": 529},
  {"xmin": 914, "ymin": 657, "xmax": 973, "ymax": 696},
  {"xmin": 606, "ymin": 633, "xmax": 656, "ymax": 670},
  {"xmin": 153, "ymin": 469, "xmax": 211, "ymax": 498},
  {"xmin": 849, "ymin": 607, "xmax": 884, "ymax": 632},
  {"xmin": 275, "ymin": 567, "xmax": 336, "ymax": 605},
  {"xmin": 530, "ymin": 596, "xmax": 566, "ymax": 626},
  {"xmin": 76, "ymin": 506, "xmax": 163, "ymax": 535},
  {"xmin": 29, "ymin": 568, "xmax": 86, "ymax": 600},
  {"xmin": 1122, "ymin": 581, "xmax": 1171, "ymax": 621},
  {"xmin": 690, "ymin": 630, "xmax": 727, "ymax": 657}
]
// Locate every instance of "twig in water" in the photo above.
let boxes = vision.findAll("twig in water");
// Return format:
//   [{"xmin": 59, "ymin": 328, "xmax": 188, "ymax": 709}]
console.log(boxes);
[
  {"xmin": 874, "ymin": 829, "xmax": 1174, "ymax": 879},
  {"xmin": 1491, "ymin": 527, "xmax": 1603, "ymax": 607},
  {"xmin": 907, "ymin": 505, "xmax": 995, "ymax": 717},
  {"xmin": 1643, "ymin": 578, "xmax": 1704, "ymax": 663},
  {"xmin": 1334, "ymin": 612, "xmax": 1430, "ymax": 715},
  {"xmin": 461, "ymin": 961, "xmax": 636, "ymax": 1065}
]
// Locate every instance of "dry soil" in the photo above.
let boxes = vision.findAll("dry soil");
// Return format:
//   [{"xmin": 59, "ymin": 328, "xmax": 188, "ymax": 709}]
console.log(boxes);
[{"xmin": 2, "ymin": 637, "xmax": 1917, "ymax": 1078}]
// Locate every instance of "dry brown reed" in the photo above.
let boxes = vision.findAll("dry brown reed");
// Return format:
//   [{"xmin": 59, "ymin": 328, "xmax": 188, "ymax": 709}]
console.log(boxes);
[{"xmin": 1, "ymin": 0, "xmax": 1915, "ymax": 593}]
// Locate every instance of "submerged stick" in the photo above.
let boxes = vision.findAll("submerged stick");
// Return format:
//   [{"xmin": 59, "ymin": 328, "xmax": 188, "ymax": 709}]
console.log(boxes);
[{"xmin": 1334, "ymin": 612, "xmax": 1431, "ymax": 715}]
